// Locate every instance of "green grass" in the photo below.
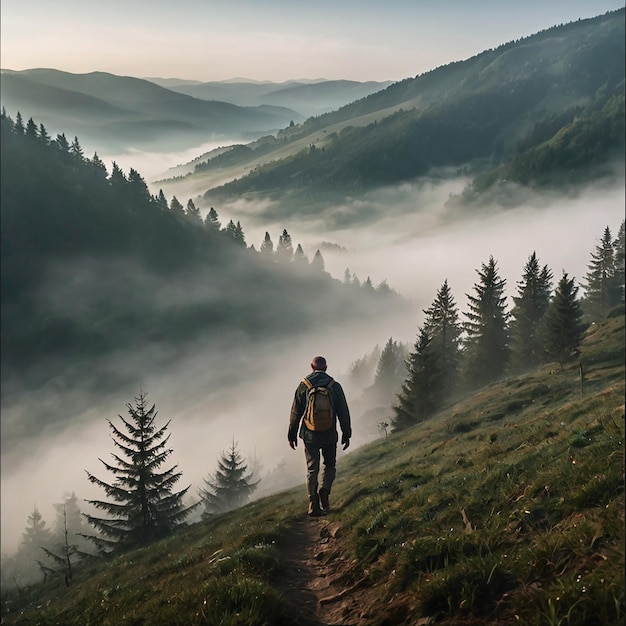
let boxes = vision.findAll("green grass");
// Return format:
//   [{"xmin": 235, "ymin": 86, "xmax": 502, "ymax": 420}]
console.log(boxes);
[{"xmin": 2, "ymin": 315, "xmax": 624, "ymax": 625}]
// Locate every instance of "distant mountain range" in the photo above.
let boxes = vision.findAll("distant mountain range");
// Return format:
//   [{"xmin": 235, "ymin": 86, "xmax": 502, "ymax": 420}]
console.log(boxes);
[
  {"xmin": 145, "ymin": 77, "xmax": 393, "ymax": 117},
  {"xmin": 0, "ymin": 70, "xmax": 389, "ymax": 154}
]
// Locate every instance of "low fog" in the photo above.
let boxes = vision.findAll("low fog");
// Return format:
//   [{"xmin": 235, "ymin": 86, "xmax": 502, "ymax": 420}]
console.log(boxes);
[{"xmin": 2, "ymin": 171, "xmax": 624, "ymax": 557}]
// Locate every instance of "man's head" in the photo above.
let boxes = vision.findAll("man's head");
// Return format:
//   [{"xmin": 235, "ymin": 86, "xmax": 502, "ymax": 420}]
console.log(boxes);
[{"xmin": 311, "ymin": 355, "xmax": 327, "ymax": 371}]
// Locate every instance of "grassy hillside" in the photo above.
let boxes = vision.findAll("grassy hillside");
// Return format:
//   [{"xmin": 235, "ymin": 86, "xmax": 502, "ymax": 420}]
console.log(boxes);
[
  {"xmin": 155, "ymin": 9, "xmax": 625, "ymax": 208},
  {"xmin": 3, "ymin": 313, "xmax": 623, "ymax": 625}
]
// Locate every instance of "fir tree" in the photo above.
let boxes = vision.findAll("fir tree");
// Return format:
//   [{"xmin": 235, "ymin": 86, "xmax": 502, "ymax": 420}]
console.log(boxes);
[
  {"xmin": 462, "ymin": 256, "xmax": 509, "ymax": 389},
  {"xmin": 204, "ymin": 207, "xmax": 221, "ymax": 231},
  {"xmin": 234, "ymin": 221, "xmax": 246, "ymax": 246},
  {"xmin": 169, "ymin": 196, "xmax": 185, "ymax": 216},
  {"xmin": 185, "ymin": 199, "xmax": 202, "ymax": 224},
  {"xmin": 584, "ymin": 226, "xmax": 620, "ymax": 320},
  {"xmin": 83, "ymin": 390, "xmax": 198, "ymax": 553},
  {"xmin": 422, "ymin": 279, "xmax": 462, "ymax": 394},
  {"xmin": 613, "ymin": 220, "xmax": 625, "ymax": 306},
  {"xmin": 544, "ymin": 272, "xmax": 585, "ymax": 367},
  {"xmin": 38, "ymin": 122, "xmax": 51, "ymax": 145},
  {"xmin": 371, "ymin": 337, "xmax": 407, "ymax": 405},
  {"xmin": 14, "ymin": 111, "xmax": 25, "ymax": 134},
  {"xmin": 260, "ymin": 231, "xmax": 274, "ymax": 257},
  {"xmin": 199, "ymin": 441, "xmax": 259, "ymax": 517},
  {"xmin": 25, "ymin": 117, "xmax": 38, "ymax": 138},
  {"xmin": 276, "ymin": 229, "xmax": 293, "ymax": 263},
  {"xmin": 155, "ymin": 189, "xmax": 169, "ymax": 212},
  {"xmin": 292, "ymin": 243, "xmax": 308, "ymax": 267},
  {"xmin": 509, "ymin": 253, "xmax": 553, "ymax": 372},
  {"xmin": 392, "ymin": 327, "xmax": 440, "ymax": 431},
  {"xmin": 311, "ymin": 249, "xmax": 325, "ymax": 272},
  {"xmin": 70, "ymin": 136, "xmax": 84, "ymax": 162},
  {"xmin": 40, "ymin": 504, "xmax": 78, "ymax": 586}
]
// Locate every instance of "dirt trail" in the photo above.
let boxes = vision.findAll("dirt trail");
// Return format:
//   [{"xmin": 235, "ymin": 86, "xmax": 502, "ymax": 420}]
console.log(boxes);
[{"xmin": 277, "ymin": 514, "xmax": 371, "ymax": 626}]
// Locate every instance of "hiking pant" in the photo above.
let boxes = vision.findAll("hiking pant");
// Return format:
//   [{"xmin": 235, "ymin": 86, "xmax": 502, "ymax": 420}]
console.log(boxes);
[{"xmin": 304, "ymin": 441, "xmax": 336, "ymax": 497}]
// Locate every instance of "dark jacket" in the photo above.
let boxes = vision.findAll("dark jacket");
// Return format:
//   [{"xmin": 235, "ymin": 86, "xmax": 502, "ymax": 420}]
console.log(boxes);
[{"xmin": 288, "ymin": 370, "xmax": 352, "ymax": 445}]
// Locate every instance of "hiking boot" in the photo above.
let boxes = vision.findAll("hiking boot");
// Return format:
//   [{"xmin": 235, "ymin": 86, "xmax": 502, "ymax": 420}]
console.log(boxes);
[
  {"xmin": 308, "ymin": 495, "xmax": 323, "ymax": 517},
  {"xmin": 318, "ymin": 487, "xmax": 330, "ymax": 512}
]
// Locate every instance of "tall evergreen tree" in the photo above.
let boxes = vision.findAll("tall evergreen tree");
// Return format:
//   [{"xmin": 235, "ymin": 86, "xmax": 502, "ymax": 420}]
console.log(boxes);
[
  {"xmin": 544, "ymin": 272, "xmax": 585, "ymax": 367},
  {"xmin": 260, "ymin": 231, "xmax": 274, "ymax": 257},
  {"xmin": 276, "ymin": 229, "xmax": 293, "ymax": 263},
  {"xmin": 38, "ymin": 122, "xmax": 51, "ymax": 146},
  {"xmin": 25, "ymin": 117, "xmax": 38, "ymax": 138},
  {"xmin": 292, "ymin": 243, "xmax": 308, "ymax": 267},
  {"xmin": 584, "ymin": 226, "xmax": 620, "ymax": 320},
  {"xmin": 613, "ymin": 220, "xmax": 625, "ymax": 306},
  {"xmin": 311, "ymin": 249, "xmax": 325, "ymax": 272},
  {"xmin": 169, "ymin": 195, "xmax": 185, "ymax": 216},
  {"xmin": 462, "ymin": 256, "xmax": 509, "ymax": 389},
  {"xmin": 392, "ymin": 327, "xmax": 440, "ymax": 431},
  {"xmin": 371, "ymin": 337, "xmax": 407, "ymax": 405},
  {"xmin": 70, "ymin": 136, "xmax": 84, "ymax": 162},
  {"xmin": 509, "ymin": 252, "xmax": 553, "ymax": 372},
  {"xmin": 204, "ymin": 207, "xmax": 221, "ymax": 231},
  {"xmin": 40, "ymin": 503, "xmax": 79, "ymax": 586},
  {"xmin": 185, "ymin": 199, "xmax": 202, "ymax": 224},
  {"xmin": 83, "ymin": 390, "xmax": 198, "ymax": 553},
  {"xmin": 199, "ymin": 441, "xmax": 259, "ymax": 517},
  {"xmin": 422, "ymin": 279, "xmax": 462, "ymax": 393}
]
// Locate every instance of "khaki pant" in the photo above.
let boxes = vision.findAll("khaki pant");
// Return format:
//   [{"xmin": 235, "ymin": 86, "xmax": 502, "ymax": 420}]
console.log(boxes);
[{"xmin": 304, "ymin": 441, "xmax": 336, "ymax": 498}]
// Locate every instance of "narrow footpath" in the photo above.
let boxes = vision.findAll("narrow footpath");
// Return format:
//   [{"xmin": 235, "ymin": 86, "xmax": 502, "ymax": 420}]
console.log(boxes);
[{"xmin": 276, "ymin": 515, "xmax": 372, "ymax": 626}]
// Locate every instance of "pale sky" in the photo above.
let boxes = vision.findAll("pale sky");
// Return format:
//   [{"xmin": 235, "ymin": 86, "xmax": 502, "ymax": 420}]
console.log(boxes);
[{"xmin": 1, "ymin": 0, "xmax": 623, "ymax": 83}]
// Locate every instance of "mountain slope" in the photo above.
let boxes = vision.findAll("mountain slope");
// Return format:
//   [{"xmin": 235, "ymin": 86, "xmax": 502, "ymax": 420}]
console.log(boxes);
[
  {"xmin": 0, "ymin": 69, "xmax": 303, "ymax": 152},
  {"xmin": 2, "ymin": 313, "xmax": 623, "ymax": 625},
  {"xmin": 156, "ymin": 9, "xmax": 624, "ymax": 208}
]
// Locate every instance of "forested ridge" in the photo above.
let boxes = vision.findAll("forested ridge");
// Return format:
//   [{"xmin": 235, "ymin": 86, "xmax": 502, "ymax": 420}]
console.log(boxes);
[
  {"xmin": 0, "ymin": 110, "xmax": 404, "ymax": 388},
  {"xmin": 194, "ymin": 9, "xmax": 625, "ymax": 205}
]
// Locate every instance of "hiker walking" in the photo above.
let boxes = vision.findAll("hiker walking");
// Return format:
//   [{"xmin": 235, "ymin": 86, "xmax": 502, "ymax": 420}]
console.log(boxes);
[{"xmin": 288, "ymin": 356, "xmax": 352, "ymax": 516}]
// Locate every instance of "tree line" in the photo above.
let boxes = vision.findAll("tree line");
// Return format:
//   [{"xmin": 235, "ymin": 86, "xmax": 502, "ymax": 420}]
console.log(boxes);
[{"xmin": 390, "ymin": 222, "xmax": 624, "ymax": 431}]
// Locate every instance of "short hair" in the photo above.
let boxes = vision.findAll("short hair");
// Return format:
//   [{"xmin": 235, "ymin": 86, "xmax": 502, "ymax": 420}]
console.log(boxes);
[{"xmin": 311, "ymin": 355, "xmax": 327, "ymax": 370}]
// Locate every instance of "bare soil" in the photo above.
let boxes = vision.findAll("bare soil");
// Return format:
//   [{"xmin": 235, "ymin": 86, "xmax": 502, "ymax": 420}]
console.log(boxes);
[{"xmin": 276, "ymin": 514, "xmax": 375, "ymax": 626}]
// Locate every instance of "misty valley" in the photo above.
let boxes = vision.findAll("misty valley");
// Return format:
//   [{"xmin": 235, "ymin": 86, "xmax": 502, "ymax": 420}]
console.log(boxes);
[{"xmin": 0, "ymin": 8, "xmax": 624, "ymax": 625}]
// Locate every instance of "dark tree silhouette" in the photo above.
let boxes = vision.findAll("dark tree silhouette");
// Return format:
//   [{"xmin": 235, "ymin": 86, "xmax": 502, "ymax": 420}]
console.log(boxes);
[
  {"xmin": 462, "ymin": 256, "xmax": 509, "ymax": 389},
  {"xmin": 83, "ymin": 390, "xmax": 198, "ymax": 553},
  {"xmin": 260, "ymin": 231, "xmax": 274, "ymax": 257},
  {"xmin": 584, "ymin": 225, "xmax": 621, "ymax": 320},
  {"xmin": 544, "ymin": 272, "xmax": 585, "ymax": 367},
  {"xmin": 199, "ymin": 440, "xmax": 259, "ymax": 517},
  {"xmin": 276, "ymin": 229, "xmax": 294, "ymax": 263},
  {"xmin": 509, "ymin": 252, "xmax": 553, "ymax": 372},
  {"xmin": 204, "ymin": 206, "xmax": 221, "ymax": 231},
  {"xmin": 311, "ymin": 249, "xmax": 325, "ymax": 272}
]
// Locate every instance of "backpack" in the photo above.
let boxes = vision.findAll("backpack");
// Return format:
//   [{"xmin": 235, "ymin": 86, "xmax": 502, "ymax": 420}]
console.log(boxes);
[{"xmin": 302, "ymin": 378, "xmax": 335, "ymax": 431}]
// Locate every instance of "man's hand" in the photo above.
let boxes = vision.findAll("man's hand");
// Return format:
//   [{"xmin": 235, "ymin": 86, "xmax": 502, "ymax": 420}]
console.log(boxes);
[
  {"xmin": 289, "ymin": 439, "xmax": 297, "ymax": 450},
  {"xmin": 341, "ymin": 435, "xmax": 350, "ymax": 450}
]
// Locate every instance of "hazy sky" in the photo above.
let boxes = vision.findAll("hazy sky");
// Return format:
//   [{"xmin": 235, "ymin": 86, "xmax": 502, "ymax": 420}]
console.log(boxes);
[{"xmin": 1, "ymin": 0, "xmax": 623, "ymax": 82}]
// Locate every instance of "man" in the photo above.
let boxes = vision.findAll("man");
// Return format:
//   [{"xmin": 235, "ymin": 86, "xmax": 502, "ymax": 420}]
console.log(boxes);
[{"xmin": 288, "ymin": 355, "xmax": 352, "ymax": 516}]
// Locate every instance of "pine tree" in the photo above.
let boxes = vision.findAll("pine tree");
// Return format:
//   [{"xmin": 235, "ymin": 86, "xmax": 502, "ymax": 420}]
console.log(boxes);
[
  {"xmin": 392, "ymin": 327, "xmax": 440, "ymax": 431},
  {"xmin": 233, "ymin": 221, "xmax": 246, "ymax": 246},
  {"xmin": 169, "ymin": 196, "xmax": 185, "ymax": 216},
  {"xmin": 509, "ymin": 253, "xmax": 553, "ymax": 372},
  {"xmin": 185, "ymin": 199, "xmax": 202, "ymax": 224},
  {"xmin": 155, "ymin": 189, "xmax": 169, "ymax": 212},
  {"xmin": 38, "ymin": 123, "xmax": 51, "ymax": 145},
  {"xmin": 260, "ymin": 231, "xmax": 274, "ymax": 257},
  {"xmin": 292, "ymin": 243, "xmax": 308, "ymax": 267},
  {"xmin": 14, "ymin": 111, "xmax": 25, "ymax": 134},
  {"xmin": 83, "ymin": 390, "xmax": 198, "ymax": 553},
  {"xmin": 422, "ymin": 279, "xmax": 462, "ymax": 394},
  {"xmin": 204, "ymin": 207, "xmax": 221, "ymax": 231},
  {"xmin": 199, "ymin": 440, "xmax": 259, "ymax": 517},
  {"xmin": 613, "ymin": 220, "xmax": 625, "ymax": 306},
  {"xmin": 70, "ymin": 136, "xmax": 84, "ymax": 162},
  {"xmin": 276, "ymin": 229, "xmax": 294, "ymax": 263},
  {"xmin": 16, "ymin": 506, "xmax": 53, "ymax": 584},
  {"xmin": 40, "ymin": 504, "xmax": 79, "ymax": 586},
  {"xmin": 311, "ymin": 249, "xmax": 325, "ymax": 272},
  {"xmin": 584, "ymin": 226, "xmax": 620, "ymax": 320},
  {"xmin": 25, "ymin": 117, "xmax": 38, "ymax": 138},
  {"xmin": 544, "ymin": 272, "xmax": 585, "ymax": 367},
  {"xmin": 371, "ymin": 337, "xmax": 407, "ymax": 405},
  {"xmin": 462, "ymin": 256, "xmax": 509, "ymax": 389}
]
